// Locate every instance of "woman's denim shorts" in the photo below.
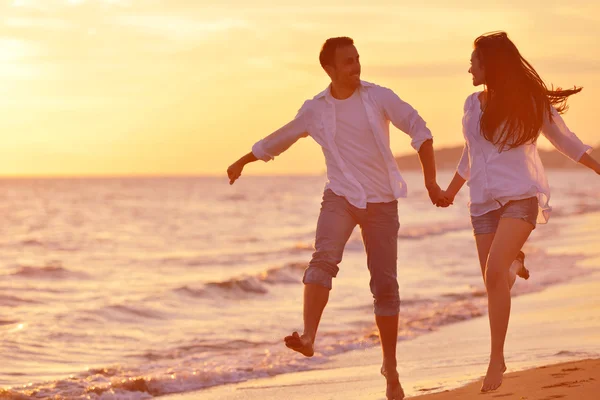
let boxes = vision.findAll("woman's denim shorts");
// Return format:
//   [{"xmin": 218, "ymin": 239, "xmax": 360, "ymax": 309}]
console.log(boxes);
[{"xmin": 471, "ymin": 197, "xmax": 539, "ymax": 236}]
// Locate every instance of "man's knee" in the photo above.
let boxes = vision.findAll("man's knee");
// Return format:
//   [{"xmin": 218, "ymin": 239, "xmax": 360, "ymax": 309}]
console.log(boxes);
[
  {"xmin": 303, "ymin": 265, "xmax": 334, "ymax": 290},
  {"xmin": 373, "ymin": 293, "xmax": 400, "ymax": 316},
  {"xmin": 371, "ymin": 280, "xmax": 400, "ymax": 316}
]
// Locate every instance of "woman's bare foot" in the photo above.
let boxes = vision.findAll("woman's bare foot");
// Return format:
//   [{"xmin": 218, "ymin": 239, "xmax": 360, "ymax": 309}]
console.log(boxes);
[
  {"xmin": 480, "ymin": 359, "xmax": 507, "ymax": 392},
  {"xmin": 381, "ymin": 364, "xmax": 405, "ymax": 400},
  {"xmin": 509, "ymin": 251, "xmax": 530, "ymax": 289},
  {"xmin": 516, "ymin": 251, "xmax": 530, "ymax": 280},
  {"xmin": 284, "ymin": 331, "xmax": 314, "ymax": 357}
]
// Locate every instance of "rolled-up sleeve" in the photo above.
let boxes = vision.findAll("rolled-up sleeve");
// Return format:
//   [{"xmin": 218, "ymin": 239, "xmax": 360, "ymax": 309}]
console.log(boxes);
[
  {"xmin": 251, "ymin": 101, "xmax": 310, "ymax": 162},
  {"xmin": 456, "ymin": 142, "xmax": 470, "ymax": 180},
  {"xmin": 541, "ymin": 107, "xmax": 592, "ymax": 163},
  {"xmin": 379, "ymin": 88, "xmax": 433, "ymax": 151}
]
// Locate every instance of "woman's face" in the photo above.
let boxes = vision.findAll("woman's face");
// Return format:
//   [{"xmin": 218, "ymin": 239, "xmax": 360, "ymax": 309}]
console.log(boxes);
[{"xmin": 469, "ymin": 50, "xmax": 485, "ymax": 86}]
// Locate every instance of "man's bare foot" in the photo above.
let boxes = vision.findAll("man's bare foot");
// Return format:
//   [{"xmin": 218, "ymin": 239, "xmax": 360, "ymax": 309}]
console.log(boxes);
[
  {"xmin": 380, "ymin": 364, "xmax": 405, "ymax": 400},
  {"xmin": 480, "ymin": 360, "xmax": 507, "ymax": 392},
  {"xmin": 284, "ymin": 331, "xmax": 314, "ymax": 357}
]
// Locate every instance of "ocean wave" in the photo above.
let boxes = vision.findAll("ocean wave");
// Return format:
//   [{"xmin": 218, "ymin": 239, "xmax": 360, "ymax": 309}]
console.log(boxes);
[
  {"xmin": 20, "ymin": 239, "xmax": 44, "ymax": 247},
  {"xmin": 206, "ymin": 277, "xmax": 269, "ymax": 294},
  {"xmin": 4, "ymin": 249, "xmax": 592, "ymax": 400},
  {"xmin": 402, "ymin": 299, "xmax": 485, "ymax": 332},
  {"xmin": 175, "ymin": 262, "xmax": 306, "ymax": 298},
  {"xmin": 552, "ymin": 350, "xmax": 594, "ymax": 358},
  {"xmin": 10, "ymin": 263, "xmax": 88, "ymax": 280},
  {"xmin": 17, "ymin": 239, "xmax": 80, "ymax": 252},
  {"xmin": 131, "ymin": 339, "xmax": 269, "ymax": 362},
  {"xmin": 0, "ymin": 347, "xmax": 333, "ymax": 400},
  {"xmin": 258, "ymin": 262, "xmax": 307, "ymax": 283},
  {"xmin": 0, "ymin": 291, "xmax": 498, "ymax": 400},
  {"xmin": 97, "ymin": 304, "xmax": 167, "ymax": 321},
  {"xmin": 0, "ymin": 295, "xmax": 41, "ymax": 307},
  {"xmin": 0, "ymin": 366, "xmax": 285, "ymax": 399}
]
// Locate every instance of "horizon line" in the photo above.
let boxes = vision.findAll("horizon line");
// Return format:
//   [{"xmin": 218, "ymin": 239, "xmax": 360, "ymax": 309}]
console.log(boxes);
[{"xmin": 0, "ymin": 172, "xmax": 328, "ymax": 180}]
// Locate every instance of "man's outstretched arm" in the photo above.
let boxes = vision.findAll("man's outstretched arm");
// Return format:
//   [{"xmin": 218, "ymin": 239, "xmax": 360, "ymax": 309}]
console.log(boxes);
[
  {"xmin": 226, "ymin": 102, "xmax": 310, "ymax": 185},
  {"xmin": 227, "ymin": 152, "xmax": 258, "ymax": 185}
]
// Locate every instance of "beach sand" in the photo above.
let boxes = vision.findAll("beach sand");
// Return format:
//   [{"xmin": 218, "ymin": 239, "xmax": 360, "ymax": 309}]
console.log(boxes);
[
  {"xmin": 163, "ymin": 268, "xmax": 600, "ymax": 399},
  {"xmin": 411, "ymin": 358, "xmax": 599, "ymax": 399}
]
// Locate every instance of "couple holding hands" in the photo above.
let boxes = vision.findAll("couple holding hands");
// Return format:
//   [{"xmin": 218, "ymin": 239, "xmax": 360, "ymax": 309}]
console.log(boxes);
[{"xmin": 227, "ymin": 32, "xmax": 600, "ymax": 399}]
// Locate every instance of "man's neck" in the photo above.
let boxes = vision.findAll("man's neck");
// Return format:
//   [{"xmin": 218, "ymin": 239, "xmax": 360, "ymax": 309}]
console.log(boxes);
[{"xmin": 330, "ymin": 83, "xmax": 357, "ymax": 100}]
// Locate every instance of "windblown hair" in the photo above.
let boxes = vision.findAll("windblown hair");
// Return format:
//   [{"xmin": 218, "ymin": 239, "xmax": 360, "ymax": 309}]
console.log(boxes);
[
  {"xmin": 319, "ymin": 37, "xmax": 354, "ymax": 69},
  {"xmin": 474, "ymin": 31, "xmax": 582, "ymax": 150}
]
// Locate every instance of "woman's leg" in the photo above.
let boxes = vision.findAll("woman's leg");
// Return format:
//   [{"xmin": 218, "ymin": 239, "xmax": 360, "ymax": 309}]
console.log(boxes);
[
  {"xmin": 475, "ymin": 233, "xmax": 495, "ymax": 280},
  {"xmin": 481, "ymin": 217, "xmax": 534, "ymax": 392}
]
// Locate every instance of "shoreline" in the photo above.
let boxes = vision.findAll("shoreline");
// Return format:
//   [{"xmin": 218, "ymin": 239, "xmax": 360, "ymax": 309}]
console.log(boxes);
[{"xmin": 162, "ymin": 268, "xmax": 600, "ymax": 399}]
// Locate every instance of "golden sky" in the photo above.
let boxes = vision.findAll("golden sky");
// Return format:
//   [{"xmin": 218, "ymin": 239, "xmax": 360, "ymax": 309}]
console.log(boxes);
[{"xmin": 1, "ymin": 0, "xmax": 599, "ymax": 176}]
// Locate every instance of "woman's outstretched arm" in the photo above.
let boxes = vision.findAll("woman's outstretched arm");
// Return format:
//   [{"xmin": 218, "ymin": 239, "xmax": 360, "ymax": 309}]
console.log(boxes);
[{"xmin": 578, "ymin": 152, "xmax": 600, "ymax": 175}]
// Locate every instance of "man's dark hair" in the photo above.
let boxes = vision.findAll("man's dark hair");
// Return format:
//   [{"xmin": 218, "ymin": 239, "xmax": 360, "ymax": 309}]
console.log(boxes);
[{"xmin": 319, "ymin": 37, "xmax": 354, "ymax": 69}]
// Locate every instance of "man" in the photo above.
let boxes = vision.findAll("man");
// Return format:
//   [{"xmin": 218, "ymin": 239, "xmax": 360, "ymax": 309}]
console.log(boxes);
[{"xmin": 227, "ymin": 37, "xmax": 446, "ymax": 400}]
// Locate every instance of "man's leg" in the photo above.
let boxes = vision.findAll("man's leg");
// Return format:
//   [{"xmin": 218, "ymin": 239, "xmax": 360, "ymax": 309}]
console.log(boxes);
[
  {"xmin": 376, "ymin": 314, "xmax": 401, "ymax": 396},
  {"xmin": 285, "ymin": 283, "xmax": 329, "ymax": 357},
  {"xmin": 360, "ymin": 201, "xmax": 403, "ymax": 400},
  {"xmin": 285, "ymin": 190, "xmax": 357, "ymax": 356}
]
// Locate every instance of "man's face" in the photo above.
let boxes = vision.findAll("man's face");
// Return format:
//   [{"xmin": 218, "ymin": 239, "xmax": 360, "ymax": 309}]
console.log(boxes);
[{"xmin": 326, "ymin": 45, "xmax": 361, "ymax": 89}]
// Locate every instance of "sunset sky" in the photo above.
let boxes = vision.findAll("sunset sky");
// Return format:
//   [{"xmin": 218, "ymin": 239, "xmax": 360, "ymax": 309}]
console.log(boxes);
[{"xmin": 1, "ymin": 0, "xmax": 599, "ymax": 176}]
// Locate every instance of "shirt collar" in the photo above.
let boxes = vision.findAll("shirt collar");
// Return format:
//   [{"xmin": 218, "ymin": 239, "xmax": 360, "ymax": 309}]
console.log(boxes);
[{"xmin": 315, "ymin": 80, "xmax": 374, "ymax": 102}]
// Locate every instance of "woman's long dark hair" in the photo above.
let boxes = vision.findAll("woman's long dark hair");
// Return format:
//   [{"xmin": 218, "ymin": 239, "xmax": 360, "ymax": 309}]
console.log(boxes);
[{"xmin": 474, "ymin": 31, "xmax": 582, "ymax": 151}]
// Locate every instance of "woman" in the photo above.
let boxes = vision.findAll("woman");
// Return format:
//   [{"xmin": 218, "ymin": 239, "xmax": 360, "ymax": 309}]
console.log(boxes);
[{"xmin": 441, "ymin": 31, "xmax": 600, "ymax": 392}]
